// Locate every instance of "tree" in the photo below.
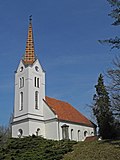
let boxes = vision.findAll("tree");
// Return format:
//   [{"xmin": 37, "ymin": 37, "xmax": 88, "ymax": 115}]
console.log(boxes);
[
  {"xmin": 93, "ymin": 74, "xmax": 114, "ymax": 139},
  {"xmin": 99, "ymin": 0, "xmax": 120, "ymax": 120},
  {"xmin": 0, "ymin": 114, "xmax": 13, "ymax": 145},
  {"xmin": 0, "ymin": 125, "xmax": 8, "ymax": 145},
  {"xmin": 99, "ymin": 0, "xmax": 120, "ymax": 49},
  {"xmin": 107, "ymin": 56, "xmax": 120, "ymax": 118}
]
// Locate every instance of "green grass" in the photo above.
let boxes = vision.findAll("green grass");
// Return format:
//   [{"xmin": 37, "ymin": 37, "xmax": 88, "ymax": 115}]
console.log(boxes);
[
  {"xmin": 0, "ymin": 136, "xmax": 76, "ymax": 160},
  {"xmin": 63, "ymin": 140, "xmax": 120, "ymax": 160},
  {"xmin": 0, "ymin": 137, "xmax": 120, "ymax": 160}
]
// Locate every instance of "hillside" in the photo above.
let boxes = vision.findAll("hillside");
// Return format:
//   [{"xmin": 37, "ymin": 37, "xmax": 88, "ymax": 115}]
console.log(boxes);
[
  {"xmin": 0, "ymin": 136, "xmax": 76, "ymax": 160},
  {"xmin": 0, "ymin": 136, "xmax": 120, "ymax": 160},
  {"xmin": 63, "ymin": 140, "xmax": 120, "ymax": 160}
]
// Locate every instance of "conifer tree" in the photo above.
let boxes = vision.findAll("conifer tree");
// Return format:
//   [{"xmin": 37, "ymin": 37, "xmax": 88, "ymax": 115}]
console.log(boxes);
[
  {"xmin": 99, "ymin": 0, "xmax": 120, "ymax": 120},
  {"xmin": 93, "ymin": 74, "xmax": 114, "ymax": 139}
]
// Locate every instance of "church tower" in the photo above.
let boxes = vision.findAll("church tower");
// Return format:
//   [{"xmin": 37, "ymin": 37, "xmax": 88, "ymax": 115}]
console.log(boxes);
[{"xmin": 12, "ymin": 17, "xmax": 45, "ymax": 137}]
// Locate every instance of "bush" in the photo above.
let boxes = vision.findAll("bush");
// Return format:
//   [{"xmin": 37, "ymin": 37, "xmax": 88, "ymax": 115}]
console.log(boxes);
[{"xmin": 0, "ymin": 136, "xmax": 77, "ymax": 160}]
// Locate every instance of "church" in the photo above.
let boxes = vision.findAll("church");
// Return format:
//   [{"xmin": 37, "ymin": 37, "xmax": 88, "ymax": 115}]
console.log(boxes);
[{"xmin": 12, "ymin": 18, "xmax": 96, "ymax": 141}]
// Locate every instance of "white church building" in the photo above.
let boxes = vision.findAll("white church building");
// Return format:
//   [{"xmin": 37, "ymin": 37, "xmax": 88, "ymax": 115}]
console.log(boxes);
[{"xmin": 12, "ymin": 18, "xmax": 96, "ymax": 141}]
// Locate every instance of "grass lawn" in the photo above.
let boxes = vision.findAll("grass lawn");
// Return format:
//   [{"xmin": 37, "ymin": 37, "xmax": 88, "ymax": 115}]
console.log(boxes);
[{"xmin": 63, "ymin": 140, "xmax": 120, "ymax": 160}]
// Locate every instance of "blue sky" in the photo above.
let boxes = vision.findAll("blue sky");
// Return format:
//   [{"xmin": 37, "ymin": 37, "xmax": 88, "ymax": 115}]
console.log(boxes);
[{"xmin": 0, "ymin": 0, "xmax": 119, "ymax": 125}]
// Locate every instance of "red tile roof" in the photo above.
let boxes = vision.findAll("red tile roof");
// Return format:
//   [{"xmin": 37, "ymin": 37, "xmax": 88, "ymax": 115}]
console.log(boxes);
[{"xmin": 45, "ymin": 96, "xmax": 93, "ymax": 127}]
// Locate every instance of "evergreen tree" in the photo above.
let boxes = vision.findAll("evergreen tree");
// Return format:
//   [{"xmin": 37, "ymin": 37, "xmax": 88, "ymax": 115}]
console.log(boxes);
[
  {"xmin": 93, "ymin": 74, "xmax": 114, "ymax": 139},
  {"xmin": 99, "ymin": 0, "xmax": 120, "ymax": 120}
]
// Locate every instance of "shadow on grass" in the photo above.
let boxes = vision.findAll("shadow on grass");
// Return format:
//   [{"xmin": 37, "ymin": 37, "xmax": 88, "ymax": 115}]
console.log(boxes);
[{"xmin": 98, "ymin": 139, "xmax": 120, "ymax": 148}]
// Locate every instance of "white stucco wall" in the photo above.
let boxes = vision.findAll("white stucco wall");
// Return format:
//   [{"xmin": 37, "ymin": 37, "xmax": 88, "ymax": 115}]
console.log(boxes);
[
  {"xmin": 12, "ymin": 59, "xmax": 46, "ymax": 138},
  {"xmin": 12, "ymin": 121, "xmax": 29, "ymax": 138},
  {"xmin": 43, "ymin": 101, "xmax": 56, "ymax": 120},
  {"xmin": 45, "ymin": 120, "xmax": 58, "ymax": 140},
  {"xmin": 59, "ymin": 121, "xmax": 95, "ymax": 141},
  {"xmin": 12, "ymin": 119, "xmax": 45, "ymax": 138},
  {"xmin": 14, "ymin": 60, "xmax": 45, "ymax": 119},
  {"xmin": 29, "ymin": 119, "xmax": 45, "ymax": 137}
]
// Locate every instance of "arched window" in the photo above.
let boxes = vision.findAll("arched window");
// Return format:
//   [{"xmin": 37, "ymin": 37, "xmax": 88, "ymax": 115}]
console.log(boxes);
[
  {"xmin": 35, "ymin": 91, "xmax": 39, "ymax": 109},
  {"xmin": 78, "ymin": 130, "xmax": 80, "ymax": 141},
  {"xmin": 34, "ymin": 77, "xmax": 40, "ymax": 88},
  {"xmin": 91, "ymin": 132, "xmax": 94, "ymax": 136},
  {"xmin": 37, "ymin": 78, "xmax": 40, "ymax": 88},
  {"xmin": 20, "ymin": 77, "xmax": 24, "ymax": 88},
  {"xmin": 36, "ymin": 128, "xmax": 40, "ymax": 136},
  {"xmin": 71, "ymin": 129, "xmax": 73, "ymax": 140},
  {"xmin": 22, "ymin": 77, "xmax": 24, "ymax": 87},
  {"xmin": 20, "ymin": 92, "xmax": 23, "ymax": 110},
  {"xmin": 35, "ymin": 77, "xmax": 37, "ymax": 87},
  {"xmin": 18, "ymin": 129, "xmax": 23, "ymax": 138},
  {"xmin": 20, "ymin": 78, "xmax": 22, "ymax": 88},
  {"xmin": 84, "ymin": 131, "xmax": 88, "ymax": 137}
]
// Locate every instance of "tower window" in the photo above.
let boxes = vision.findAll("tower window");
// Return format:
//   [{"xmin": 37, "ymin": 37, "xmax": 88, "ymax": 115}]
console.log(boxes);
[
  {"xmin": 35, "ymin": 91, "xmax": 39, "ymax": 109},
  {"xmin": 18, "ymin": 129, "xmax": 23, "ymax": 138},
  {"xmin": 35, "ymin": 66, "xmax": 39, "ymax": 72},
  {"xmin": 36, "ymin": 128, "xmax": 40, "ymax": 136},
  {"xmin": 20, "ymin": 92, "xmax": 23, "ymax": 110},
  {"xmin": 35, "ymin": 77, "xmax": 37, "ymax": 87},
  {"xmin": 20, "ymin": 67, "xmax": 23, "ymax": 72},
  {"xmin": 20, "ymin": 77, "xmax": 24, "ymax": 88},
  {"xmin": 34, "ymin": 77, "xmax": 40, "ymax": 88},
  {"xmin": 37, "ymin": 78, "xmax": 39, "ymax": 88}
]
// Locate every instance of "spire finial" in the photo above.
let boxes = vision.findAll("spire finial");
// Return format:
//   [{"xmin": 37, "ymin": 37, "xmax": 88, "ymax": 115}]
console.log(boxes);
[{"xmin": 29, "ymin": 15, "xmax": 32, "ymax": 22}]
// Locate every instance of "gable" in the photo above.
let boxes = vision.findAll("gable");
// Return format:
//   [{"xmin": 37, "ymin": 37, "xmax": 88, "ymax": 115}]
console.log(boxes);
[
  {"xmin": 43, "ymin": 99, "xmax": 57, "ymax": 120},
  {"xmin": 45, "ymin": 96, "xmax": 94, "ymax": 127}
]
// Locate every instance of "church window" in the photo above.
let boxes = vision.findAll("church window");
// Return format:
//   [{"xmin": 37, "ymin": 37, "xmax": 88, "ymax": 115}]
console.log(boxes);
[
  {"xmin": 20, "ymin": 66, "xmax": 23, "ymax": 72},
  {"xmin": 20, "ymin": 92, "xmax": 23, "ymax": 110},
  {"xmin": 35, "ymin": 66, "xmax": 39, "ymax": 72},
  {"xmin": 71, "ymin": 129, "xmax": 73, "ymax": 140},
  {"xmin": 84, "ymin": 131, "xmax": 88, "ymax": 137},
  {"xmin": 35, "ymin": 91, "xmax": 39, "ymax": 109},
  {"xmin": 37, "ymin": 78, "xmax": 40, "ymax": 88},
  {"xmin": 35, "ymin": 77, "xmax": 37, "ymax": 87},
  {"xmin": 18, "ymin": 129, "xmax": 23, "ymax": 138},
  {"xmin": 20, "ymin": 77, "xmax": 24, "ymax": 88},
  {"xmin": 91, "ymin": 132, "xmax": 94, "ymax": 136},
  {"xmin": 61, "ymin": 124, "xmax": 69, "ymax": 140},
  {"xmin": 78, "ymin": 130, "xmax": 80, "ymax": 141},
  {"xmin": 34, "ymin": 77, "xmax": 40, "ymax": 88},
  {"xmin": 22, "ymin": 77, "xmax": 24, "ymax": 87},
  {"xmin": 36, "ymin": 128, "xmax": 40, "ymax": 136},
  {"xmin": 20, "ymin": 78, "xmax": 22, "ymax": 88}
]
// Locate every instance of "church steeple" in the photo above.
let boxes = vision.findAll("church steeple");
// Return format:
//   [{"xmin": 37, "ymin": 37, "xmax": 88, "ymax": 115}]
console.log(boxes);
[{"xmin": 23, "ymin": 16, "xmax": 36, "ymax": 65}]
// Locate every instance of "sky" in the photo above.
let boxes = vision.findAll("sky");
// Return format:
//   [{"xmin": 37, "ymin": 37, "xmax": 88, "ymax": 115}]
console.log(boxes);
[{"xmin": 0, "ymin": 0, "xmax": 119, "ymax": 125}]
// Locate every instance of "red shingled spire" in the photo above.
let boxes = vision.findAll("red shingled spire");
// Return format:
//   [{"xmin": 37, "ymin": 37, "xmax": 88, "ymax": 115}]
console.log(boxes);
[{"xmin": 23, "ymin": 16, "xmax": 36, "ymax": 65}]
